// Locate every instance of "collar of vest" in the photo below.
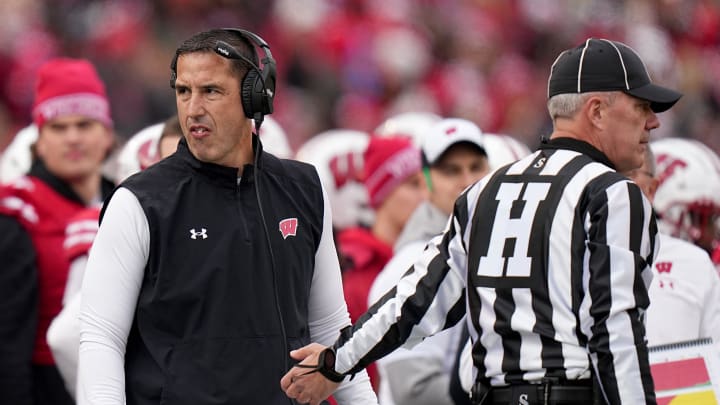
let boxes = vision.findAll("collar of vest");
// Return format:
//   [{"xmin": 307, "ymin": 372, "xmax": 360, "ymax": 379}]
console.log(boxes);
[{"xmin": 175, "ymin": 134, "xmax": 267, "ymax": 187}]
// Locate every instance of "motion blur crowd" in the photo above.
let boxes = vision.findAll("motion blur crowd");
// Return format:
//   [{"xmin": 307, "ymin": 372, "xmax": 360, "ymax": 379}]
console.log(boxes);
[{"xmin": 0, "ymin": 0, "xmax": 719, "ymax": 152}]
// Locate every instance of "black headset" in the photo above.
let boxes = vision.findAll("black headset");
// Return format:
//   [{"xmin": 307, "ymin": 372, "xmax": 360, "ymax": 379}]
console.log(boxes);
[{"xmin": 170, "ymin": 28, "xmax": 277, "ymax": 128}]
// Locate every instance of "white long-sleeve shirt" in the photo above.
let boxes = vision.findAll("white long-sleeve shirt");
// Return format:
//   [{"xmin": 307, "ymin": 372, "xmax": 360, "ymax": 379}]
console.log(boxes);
[
  {"xmin": 646, "ymin": 233, "xmax": 720, "ymax": 346},
  {"xmin": 78, "ymin": 186, "xmax": 377, "ymax": 404}
]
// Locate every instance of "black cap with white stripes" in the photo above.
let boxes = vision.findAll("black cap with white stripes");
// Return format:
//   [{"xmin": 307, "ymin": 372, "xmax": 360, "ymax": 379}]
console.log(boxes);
[{"xmin": 547, "ymin": 38, "xmax": 682, "ymax": 112}]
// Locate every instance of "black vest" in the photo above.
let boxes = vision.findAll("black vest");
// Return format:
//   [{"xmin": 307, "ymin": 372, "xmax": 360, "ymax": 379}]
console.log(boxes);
[{"xmin": 114, "ymin": 138, "xmax": 324, "ymax": 404}]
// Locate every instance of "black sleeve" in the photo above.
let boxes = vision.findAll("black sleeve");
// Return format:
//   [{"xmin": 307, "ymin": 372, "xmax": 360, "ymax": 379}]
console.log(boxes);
[{"xmin": 0, "ymin": 215, "xmax": 37, "ymax": 405}]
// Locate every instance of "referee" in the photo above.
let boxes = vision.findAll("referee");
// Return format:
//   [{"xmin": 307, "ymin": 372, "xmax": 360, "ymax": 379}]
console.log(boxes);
[{"xmin": 282, "ymin": 38, "xmax": 682, "ymax": 405}]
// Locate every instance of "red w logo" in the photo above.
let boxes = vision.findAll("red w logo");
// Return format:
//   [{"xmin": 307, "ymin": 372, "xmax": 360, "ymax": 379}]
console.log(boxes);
[
  {"xmin": 655, "ymin": 262, "xmax": 673, "ymax": 274},
  {"xmin": 655, "ymin": 154, "xmax": 687, "ymax": 186},
  {"xmin": 279, "ymin": 218, "xmax": 298, "ymax": 239},
  {"xmin": 137, "ymin": 139, "xmax": 159, "ymax": 170},
  {"xmin": 329, "ymin": 151, "xmax": 364, "ymax": 188}
]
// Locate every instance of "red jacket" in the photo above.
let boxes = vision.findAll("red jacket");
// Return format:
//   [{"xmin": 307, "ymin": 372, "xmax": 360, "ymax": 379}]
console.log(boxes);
[
  {"xmin": 337, "ymin": 227, "xmax": 394, "ymax": 323},
  {"xmin": 337, "ymin": 226, "xmax": 393, "ymax": 392},
  {"xmin": 0, "ymin": 176, "xmax": 87, "ymax": 365},
  {"xmin": 63, "ymin": 207, "xmax": 101, "ymax": 263}
]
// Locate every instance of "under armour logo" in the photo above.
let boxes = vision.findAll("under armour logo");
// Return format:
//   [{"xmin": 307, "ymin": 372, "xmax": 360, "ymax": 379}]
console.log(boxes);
[
  {"xmin": 189, "ymin": 228, "xmax": 208, "ymax": 239},
  {"xmin": 279, "ymin": 218, "xmax": 298, "ymax": 239},
  {"xmin": 518, "ymin": 393, "xmax": 529, "ymax": 405}
]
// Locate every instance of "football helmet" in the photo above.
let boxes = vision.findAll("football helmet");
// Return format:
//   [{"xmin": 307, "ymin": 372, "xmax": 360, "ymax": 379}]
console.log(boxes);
[
  {"xmin": 482, "ymin": 133, "xmax": 532, "ymax": 171},
  {"xmin": 652, "ymin": 137, "xmax": 720, "ymax": 253},
  {"xmin": 113, "ymin": 122, "xmax": 165, "ymax": 183},
  {"xmin": 0, "ymin": 124, "xmax": 38, "ymax": 184},
  {"xmin": 373, "ymin": 111, "xmax": 441, "ymax": 147},
  {"xmin": 295, "ymin": 129, "xmax": 373, "ymax": 230},
  {"xmin": 258, "ymin": 116, "xmax": 292, "ymax": 159}
]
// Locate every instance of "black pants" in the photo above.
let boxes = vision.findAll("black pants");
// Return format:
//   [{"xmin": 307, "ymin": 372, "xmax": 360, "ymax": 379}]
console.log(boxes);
[{"xmin": 33, "ymin": 364, "xmax": 74, "ymax": 405}]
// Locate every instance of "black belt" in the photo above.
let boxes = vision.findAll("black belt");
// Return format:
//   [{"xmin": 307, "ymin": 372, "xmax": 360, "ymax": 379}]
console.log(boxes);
[{"xmin": 472, "ymin": 379, "xmax": 596, "ymax": 405}]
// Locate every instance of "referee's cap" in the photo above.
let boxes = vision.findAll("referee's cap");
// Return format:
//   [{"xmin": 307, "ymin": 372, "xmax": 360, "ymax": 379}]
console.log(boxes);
[
  {"xmin": 421, "ymin": 118, "xmax": 486, "ymax": 167},
  {"xmin": 547, "ymin": 38, "xmax": 682, "ymax": 113}
]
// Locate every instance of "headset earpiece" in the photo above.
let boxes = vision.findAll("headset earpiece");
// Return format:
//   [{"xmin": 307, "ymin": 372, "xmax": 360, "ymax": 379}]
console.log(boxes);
[
  {"xmin": 218, "ymin": 28, "xmax": 276, "ymax": 126},
  {"xmin": 258, "ymin": 55, "xmax": 276, "ymax": 116},
  {"xmin": 241, "ymin": 68, "xmax": 260, "ymax": 119}
]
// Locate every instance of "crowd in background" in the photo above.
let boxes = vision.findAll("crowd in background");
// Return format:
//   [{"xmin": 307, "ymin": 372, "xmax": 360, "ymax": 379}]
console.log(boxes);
[
  {"xmin": 0, "ymin": 0, "xmax": 718, "ymax": 155},
  {"xmin": 1, "ymin": 2, "xmax": 720, "ymax": 403}
]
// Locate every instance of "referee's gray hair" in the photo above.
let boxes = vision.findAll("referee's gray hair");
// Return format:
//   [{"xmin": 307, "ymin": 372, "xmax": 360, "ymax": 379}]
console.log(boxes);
[{"xmin": 547, "ymin": 91, "xmax": 617, "ymax": 121}]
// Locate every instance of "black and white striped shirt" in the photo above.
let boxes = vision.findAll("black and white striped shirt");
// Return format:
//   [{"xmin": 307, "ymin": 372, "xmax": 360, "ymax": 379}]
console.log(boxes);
[{"xmin": 333, "ymin": 137, "xmax": 658, "ymax": 405}]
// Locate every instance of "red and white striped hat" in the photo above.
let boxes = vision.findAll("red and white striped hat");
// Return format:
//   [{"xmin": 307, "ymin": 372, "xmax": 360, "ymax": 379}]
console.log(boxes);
[
  {"xmin": 363, "ymin": 136, "xmax": 421, "ymax": 209},
  {"xmin": 32, "ymin": 58, "xmax": 112, "ymax": 128}
]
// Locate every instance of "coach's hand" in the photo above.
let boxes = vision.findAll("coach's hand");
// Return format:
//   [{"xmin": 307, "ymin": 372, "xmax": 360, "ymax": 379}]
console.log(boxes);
[{"xmin": 281, "ymin": 343, "xmax": 341, "ymax": 405}]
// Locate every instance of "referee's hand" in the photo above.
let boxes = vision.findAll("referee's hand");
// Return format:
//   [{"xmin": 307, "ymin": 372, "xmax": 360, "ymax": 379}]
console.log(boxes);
[{"xmin": 280, "ymin": 343, "xmax": 341, "ymax": 405}]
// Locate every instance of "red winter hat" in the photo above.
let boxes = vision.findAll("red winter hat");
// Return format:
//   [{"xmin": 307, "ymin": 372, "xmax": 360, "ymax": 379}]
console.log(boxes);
[
  {"xmin": 32, "ymin": 58, "xmax": 113, "ymax": 128},
  {"xmin": 364, "ymin": 136, "xmax": 421, "ymax": 209}
]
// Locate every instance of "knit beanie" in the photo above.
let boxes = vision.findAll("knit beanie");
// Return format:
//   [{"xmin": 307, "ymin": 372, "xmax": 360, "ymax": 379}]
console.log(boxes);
[
  {"xmin": 32, "ymin": 58, "xmax": 113, "ymax": 128},
  {"xmin": 364, "ymin": 136, "xmax": 421, "ymax": 209}
]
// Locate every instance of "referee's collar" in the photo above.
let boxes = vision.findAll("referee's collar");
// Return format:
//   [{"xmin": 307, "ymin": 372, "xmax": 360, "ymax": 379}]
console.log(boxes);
[{"xmin": 538, "ymin": 137, "xmax": 615, "ymax": 170}]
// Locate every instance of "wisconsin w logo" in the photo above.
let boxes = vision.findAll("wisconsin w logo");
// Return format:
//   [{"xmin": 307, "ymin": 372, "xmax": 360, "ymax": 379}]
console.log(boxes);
[
  {"xmin": 279, "ymin": 218, "xmax": 298, "ymax": 239},
  {"xmin": 655, "ymin": 262, "xmax": 673, "ymax": 274}
]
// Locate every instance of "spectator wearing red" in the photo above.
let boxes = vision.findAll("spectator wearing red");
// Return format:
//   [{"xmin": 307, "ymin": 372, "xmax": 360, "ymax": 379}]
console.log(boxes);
[
  {"xmin": 0, "ymin": 58, "xmax": 115, "ymax": 405},
  {"xmin": 337, "ymin": 135, "xmax": 427, "ymax": 391},
  {"xmin": 339, "ymin": 136, "xmax": 426, "ymax": 323}
]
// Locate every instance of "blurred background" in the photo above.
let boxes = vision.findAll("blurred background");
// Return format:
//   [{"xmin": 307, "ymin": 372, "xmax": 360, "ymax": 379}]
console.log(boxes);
[{"xmin": 0, "ymin": 0, "xmax": 718, "ymax": 154}]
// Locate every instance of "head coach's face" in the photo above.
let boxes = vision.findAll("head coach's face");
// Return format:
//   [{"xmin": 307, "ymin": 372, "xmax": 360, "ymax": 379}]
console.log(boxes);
[
  {"xmin": 173, "ymin": 29, "xmax": 256, "ymax": 168},
  {"xmin": 547, "ymin": 38, "xmax": 682, "ymax": 173}
]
